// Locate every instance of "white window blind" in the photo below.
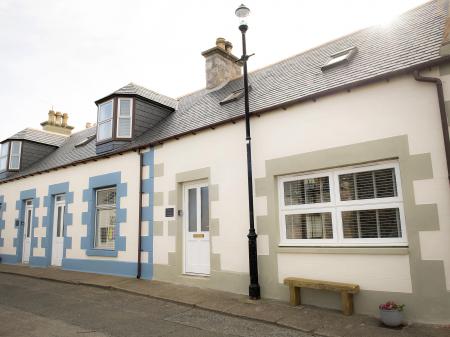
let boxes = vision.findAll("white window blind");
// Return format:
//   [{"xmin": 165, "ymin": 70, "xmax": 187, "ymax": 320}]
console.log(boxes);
[
  {"xmin": 117, "ymin": 98, "xmax": 132, "ymax": 138},
  {"xmin": 278, "ymin": 162, "xmax": 406, "ymax": 246},
  {"xmin": 0, "ymin": 142, "xmax": 9, "ymax": 172},
  {"xmin": 94, "ymin": 188, "xmax": 116, "ymax": 250},
  {"xmin": 97, "ymin": 100, "xmax": 113, "ymax": 141},
  {"xmin": 8, "ymin": 141, "xmax": 21, "ymax": 170}
]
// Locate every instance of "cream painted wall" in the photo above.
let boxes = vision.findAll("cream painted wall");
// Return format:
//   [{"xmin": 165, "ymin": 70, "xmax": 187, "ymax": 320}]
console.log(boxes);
[
  {"xmin": 154, "ymin": 70, "xmax": 450, "ymax": 293},
  {"xmin": 277, "ymin": 254, "xmax": 413, "ymax": 292},
  {"xmin": 0, "ymin": 151, "xmax": 141, "ymax": 263}
]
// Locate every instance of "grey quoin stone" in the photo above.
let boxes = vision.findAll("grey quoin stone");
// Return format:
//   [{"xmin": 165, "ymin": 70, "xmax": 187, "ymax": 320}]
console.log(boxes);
[{"xmin": 202, "ymin": 38, "xmax": 242, "ymax": 89}]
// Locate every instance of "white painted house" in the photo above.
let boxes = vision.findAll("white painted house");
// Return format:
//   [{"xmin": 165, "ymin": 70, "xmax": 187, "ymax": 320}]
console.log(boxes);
[{"xmin": 1, "ymin": 0, "xmax": 450, "ymax": 324}]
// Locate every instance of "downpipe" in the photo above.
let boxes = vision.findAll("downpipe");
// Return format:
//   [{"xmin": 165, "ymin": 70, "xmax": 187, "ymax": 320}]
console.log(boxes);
[
  {"xmin": 413, "ymin": 70, "xmax": 450, "ymax": 183},
  {"xmin": 137, "ymin": 150, "xmax": 143, "ymax": 279}
]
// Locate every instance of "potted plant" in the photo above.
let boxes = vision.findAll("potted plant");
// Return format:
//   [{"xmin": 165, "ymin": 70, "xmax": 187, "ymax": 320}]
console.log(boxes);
[{"xmin": 379, "ymin": 301, "xmax": 405, "ymax": 327}]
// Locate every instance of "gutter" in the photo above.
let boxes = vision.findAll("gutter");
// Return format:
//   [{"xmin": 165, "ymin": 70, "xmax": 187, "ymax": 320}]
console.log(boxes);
[
  {"xmin": 137, "ymin": 150, "xmax": 143, "ymax": 279},
  {"xmin": 413, "ymin": 70, "xmax": 450, "ymax": 183}
]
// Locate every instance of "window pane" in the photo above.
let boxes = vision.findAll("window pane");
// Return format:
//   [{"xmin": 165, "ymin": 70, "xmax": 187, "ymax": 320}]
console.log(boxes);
[
  {"xmin": 95, "ymin": 208, "xmax": 116, "ymax": 249},
  {"xmin": 0, "ymin": 157, "xmax": 6, "ymax": 171},
  {"xmin": 285, "ymin": 212, "xmax": 333, "ymax": 239},
  {"xmin": 10, "ymin": 141, "xmax": 21, "ymax": 155},
  {"xmin": 201, "ymin": 187, "xmax": 209, "ymax": 231},
  {"xmin": 26, "ymin": 209, "xmax": 32, "ymax": 238},
  {"xmin": 342, "ymin": 208, "xmax": 401, "ymax": 239},
  {"xmin": 188, "ymin": 188, "xmax": 197, "ymax": 232},
  {"xmin": 119, "ymin": 99, "xmax": 131, "ymax": 116},
  {"xmin": 98, "ymin": 101, "xmax": 113, "ymax": 122},
  {"xmin": 339, "ymin": 168, "xmax": 397, "ymax": 201},
  {"xmin": 117, "ymin": 117, "xmax": 131, "ymax": 137},
  {"xmin": 284, "ymin": 176, "xmax": 330, "ymax": 206},
  {"xmin": 97, "ymin": 189, "xmax": 116, "ymax": 206},
  {"xmin": 57, "ymin": 206, "xmax": 62, "ymax": 237},
  {"xmin": 97, "ymin": 120, "xmax": 112, "ymax": 141},
  {"xmin": 9, "ymin": 155, "xmax": 20, "ymax": 170},
  {"xmin": 0, "ymin": 142, "xmax": 8, "ymax": 156}
]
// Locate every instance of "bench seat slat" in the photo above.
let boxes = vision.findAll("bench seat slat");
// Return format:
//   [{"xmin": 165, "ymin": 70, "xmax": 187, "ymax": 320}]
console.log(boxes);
[{"xmin": 284, "ymin": 277, "xmax": 360, "ymax": 294}]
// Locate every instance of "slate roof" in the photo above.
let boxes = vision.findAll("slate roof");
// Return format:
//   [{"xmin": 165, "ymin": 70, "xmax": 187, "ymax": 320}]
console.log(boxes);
[
  {"xmin": 109, "ymin": 82, "xmax": 178, "ymax": 110},
  {"xmin": 3, "ymin": 128, "xmax": 67, "ymax": 147},
  {"xmin": 1, "ymin": 0, "xmax": 448, "ymax": 183}
]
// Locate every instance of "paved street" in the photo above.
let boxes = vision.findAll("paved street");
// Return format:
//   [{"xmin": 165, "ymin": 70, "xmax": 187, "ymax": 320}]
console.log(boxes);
[{"xmin": 0, "ymin": 274, "xmax": 312, "ymax": 337}]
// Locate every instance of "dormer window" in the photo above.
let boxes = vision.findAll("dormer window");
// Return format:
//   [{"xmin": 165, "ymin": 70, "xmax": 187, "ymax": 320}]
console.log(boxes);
[
  {"xmin": 0, "ymin": 141, "xmax": 22, "ymax": 172},
  {"xmin": 97, "ymin": 100, "xmax": 113, "ymax": 142},
  {"xmin": 8, "ymin": 141, "xmax": 22, "ymax": 170},
  {"xmin": 96, "ymin": 97, "xmax": 133, "ymax": 143},
  {"xmin": 117, "ymin": 98, "xmax": 133, "ymax": 138},
  {"xmin": 0, "ymin": 142, "xmax": 9, "ymax": 172}
]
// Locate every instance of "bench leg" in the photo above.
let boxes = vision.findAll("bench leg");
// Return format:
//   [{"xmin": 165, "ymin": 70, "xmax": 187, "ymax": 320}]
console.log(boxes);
[
  {"xmin": 289, "ymin": 285, "xmax": 301, "ymax": 306},
  {"xmin": 341, "ymin": 292, "xmax": 353, "ymax": 315}
]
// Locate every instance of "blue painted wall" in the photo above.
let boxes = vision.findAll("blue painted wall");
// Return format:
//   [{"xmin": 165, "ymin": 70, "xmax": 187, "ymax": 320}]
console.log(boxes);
[
  {"xmin": 79, "ymin": 171, "xmax": 127, "ymax": 257},
  {"xmin": 0, "ymin": 195, "xmax": 5, "ymax": 248},
  {"xmin": 140, "ymin": 149, "xmax": 154, "ymax": 279}
]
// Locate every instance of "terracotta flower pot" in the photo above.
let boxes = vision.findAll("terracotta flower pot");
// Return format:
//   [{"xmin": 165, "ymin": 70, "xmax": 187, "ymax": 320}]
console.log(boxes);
[{"xmin": 379, "ymin": 309, "xmax": 403, "ymax": 327}]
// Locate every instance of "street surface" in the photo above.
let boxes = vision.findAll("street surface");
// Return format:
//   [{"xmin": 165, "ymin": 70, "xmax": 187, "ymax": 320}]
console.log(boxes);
[{"xmin": 0, "ymin": 273, "xmax": 313, "ymax": 337}]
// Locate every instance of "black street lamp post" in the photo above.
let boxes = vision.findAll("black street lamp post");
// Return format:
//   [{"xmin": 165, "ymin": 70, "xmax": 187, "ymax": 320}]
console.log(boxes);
[{"xmin": 235, "ymin": 3, "xmax": 261, "ymax": 300}]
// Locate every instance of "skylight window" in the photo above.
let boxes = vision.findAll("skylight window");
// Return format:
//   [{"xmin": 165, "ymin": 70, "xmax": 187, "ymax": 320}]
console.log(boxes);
[
  {"xmin": 321, "ymin": 47, "xmax": 357, "ymax": 71},
  {"xmin": 75, "ymin": 135, "xmax": 96, "ymax": 148},
  {"xmin": 219, "ymin": 86, "xmax": 252, "ymax": 105}
]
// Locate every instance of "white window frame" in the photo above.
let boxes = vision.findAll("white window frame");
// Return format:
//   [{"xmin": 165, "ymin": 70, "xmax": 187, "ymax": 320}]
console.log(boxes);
[
  {"xmin": 94, "ymin": 187, "xmax": 116, "ymax": 250},
  {"xmin": 0, "ymin": 142, "xmax": 9, "ymax": 172},
  {"xmin": 8, "ymin": 141, "xmax": 21, "ymax": 170},
  {"xmin": 116, "ymin": 98, "xmax": 133, "ymax": 138},
  {"xmin": 278, "ymin": 161, "xmax": 407, "ymax": 247},
  {"xmin": 96, "ymin": 99, "xmax": 114, "ymax": 142}
]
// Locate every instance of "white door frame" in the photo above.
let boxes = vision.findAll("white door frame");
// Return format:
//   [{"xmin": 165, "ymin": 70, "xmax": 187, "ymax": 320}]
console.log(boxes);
[
  {"xmin": 22, "ymin": 200, "xmax": 33, "ymax": 263},
  {"xmin": 51, "ymin": 194, "xmax": 65, "ymax": 266},
  {"xmin": 183, "ymin": 181, "xmax": 210, "ymax": 276}
]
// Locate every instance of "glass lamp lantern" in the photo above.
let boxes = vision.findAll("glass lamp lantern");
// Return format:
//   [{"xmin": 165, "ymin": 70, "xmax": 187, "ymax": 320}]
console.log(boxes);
[{"xmin": 235, "ymin": 4, "xmax": 250, "ymax": 26}]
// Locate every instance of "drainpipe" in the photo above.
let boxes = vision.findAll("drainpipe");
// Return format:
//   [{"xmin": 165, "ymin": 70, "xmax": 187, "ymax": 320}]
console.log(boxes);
[
  {"xmin": 413, "ymin": 70, "xmax": 450, "ymax": 183},
  {"xmin": 137, "ymin": 150, "xmax": 143, "ymax": 279}
]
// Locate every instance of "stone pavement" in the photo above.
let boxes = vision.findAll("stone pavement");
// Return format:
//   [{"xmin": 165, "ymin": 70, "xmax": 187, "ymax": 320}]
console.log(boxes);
[{"xmin": 0, "ymin": 264, "xmax": 448, "ymax": 337}]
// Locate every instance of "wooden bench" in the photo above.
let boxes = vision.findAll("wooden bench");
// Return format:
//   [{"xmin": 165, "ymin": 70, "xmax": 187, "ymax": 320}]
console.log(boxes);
[{"xmin": 284, "ymin": 277, "xmax": 360, "ymax": 315}]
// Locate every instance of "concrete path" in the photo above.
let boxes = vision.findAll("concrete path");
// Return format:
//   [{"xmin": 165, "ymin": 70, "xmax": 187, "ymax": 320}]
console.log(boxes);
[{"xmin": 0, "ymin": 264, "xmax": 448, "ymax": 337}]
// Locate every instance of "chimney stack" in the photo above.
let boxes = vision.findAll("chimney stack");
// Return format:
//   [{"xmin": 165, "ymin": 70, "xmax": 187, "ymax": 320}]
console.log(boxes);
[
  {"xmin": 40, "ymin": 109, "xmax": 74, "ymax": 135},
  {"xmin": 201, "ymin": 37, "xmax": 242, "ymax": 89}
]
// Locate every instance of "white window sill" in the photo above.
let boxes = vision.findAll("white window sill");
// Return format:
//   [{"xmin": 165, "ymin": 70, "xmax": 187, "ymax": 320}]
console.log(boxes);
[{"xmin": 276, "ymin": 246, "xmax": 409, "ymax": 255}]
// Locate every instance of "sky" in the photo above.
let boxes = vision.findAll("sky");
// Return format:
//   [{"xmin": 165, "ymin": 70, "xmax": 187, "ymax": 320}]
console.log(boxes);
[{"xmin": 0, "ymin": 0, "xmax": 429, "ymax": 140}]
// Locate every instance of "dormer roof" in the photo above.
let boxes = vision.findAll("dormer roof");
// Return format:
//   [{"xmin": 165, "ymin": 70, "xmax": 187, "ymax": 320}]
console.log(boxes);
[
  {"xmin": 3, "ymin": 128, "xmax": 67, "ymax": 147},
  {"xmin": 96, "ymin": 82, "xmax": 178, "ymax": 110}
]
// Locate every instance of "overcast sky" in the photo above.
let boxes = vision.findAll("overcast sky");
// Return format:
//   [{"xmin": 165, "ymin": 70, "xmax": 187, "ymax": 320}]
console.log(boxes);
[{"xmin": 0, "ymin": 0, "xmax": 428, "ymax": 140}]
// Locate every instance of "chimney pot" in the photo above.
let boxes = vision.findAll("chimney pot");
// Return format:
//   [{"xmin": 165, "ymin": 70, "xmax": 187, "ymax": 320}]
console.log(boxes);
[
  {"xmin": 216, "ymin": 37, "xmax": 226, "ymax": 50},
  {"xmin": 225, "ymin": 41, "xmax": 233, "ymax": 54},
  {"xmin": 62, "ymin": 113, "xmax": 68, "ymax": 127},
  {"xmin": 55, "ymin": 112, "xmax": 62, "ymax": 126},
  {"xmin": 48, "ymin": 110, "xmax": 56, "ymax": 125}
]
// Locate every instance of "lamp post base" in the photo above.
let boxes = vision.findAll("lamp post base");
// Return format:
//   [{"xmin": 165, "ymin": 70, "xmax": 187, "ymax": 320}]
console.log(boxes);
[{"xmin": 249, "ymin": 283, "xmax": 261, "ymax": 300}]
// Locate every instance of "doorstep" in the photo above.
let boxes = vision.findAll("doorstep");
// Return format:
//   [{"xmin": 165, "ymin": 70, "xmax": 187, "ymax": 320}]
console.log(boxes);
[{"xmin": 0, "ymin": 263, "xmax": 448, "ymax": 337}]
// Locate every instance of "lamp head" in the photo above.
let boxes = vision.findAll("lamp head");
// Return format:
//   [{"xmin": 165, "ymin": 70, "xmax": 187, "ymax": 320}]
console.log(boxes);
[{"xmin": 235, "ymin": 4, "xmax": 250, "ymax": 28}]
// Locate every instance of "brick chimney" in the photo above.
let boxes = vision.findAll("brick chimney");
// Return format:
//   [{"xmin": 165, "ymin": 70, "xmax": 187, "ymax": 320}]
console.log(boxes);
[
  {"xmin": 201, "ymin": 38, "xmax": 242, "ymax": 89},
  {"xmin": 40, "ymin": 110, "xmax": 74, "ymax": 135}
]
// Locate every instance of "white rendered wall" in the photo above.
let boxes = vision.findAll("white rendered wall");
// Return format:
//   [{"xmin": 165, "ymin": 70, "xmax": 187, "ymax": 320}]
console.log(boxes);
[{"xmin": 154, "ymin": 71, "xmax": 450, "ymax": 293}]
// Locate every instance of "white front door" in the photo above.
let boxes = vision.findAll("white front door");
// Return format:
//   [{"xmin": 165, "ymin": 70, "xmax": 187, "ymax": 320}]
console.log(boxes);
[
  {"xmin": 22, "ymin": 200, "xmax": 33, "ymax": 263},
  {"xmin": 51, "ymin": 195, "xmax": 65, "ymax": 266},
  {"xmin": 184, "ymin": 182, "xmax": 210, "ymax": 275}
]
